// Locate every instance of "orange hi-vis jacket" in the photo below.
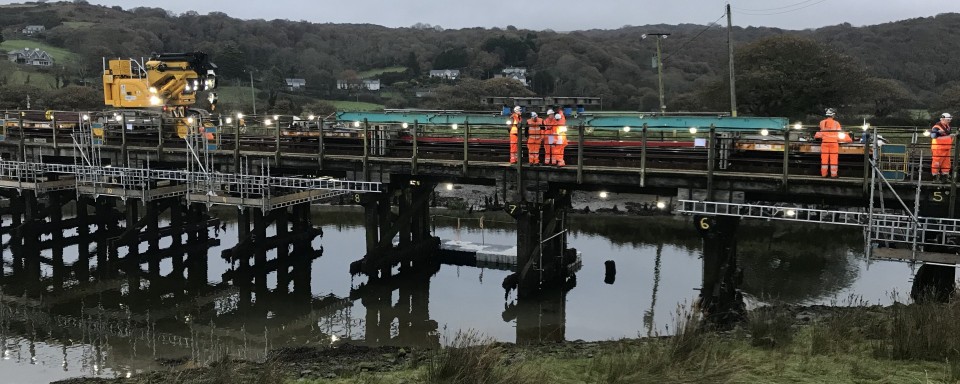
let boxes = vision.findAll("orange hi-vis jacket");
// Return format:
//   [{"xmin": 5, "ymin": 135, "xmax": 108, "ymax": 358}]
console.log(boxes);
[
  {"xmin": 527, "ymin": 117, "xmax": 544, "ymax": 142},
  {"xmin": 510, "ymin": 112, "xmax": 521, "ymax": 135},
  {"xmin": 815, "ymin": 118, "xmax": 846, "ymax": 143},
  {"xmin": 932, "ymin": 121, "xmax": 953, "ymax": 150},
  {"xmin": 555, "ymin": 112, "xmax": 568, "ymax": 144}
]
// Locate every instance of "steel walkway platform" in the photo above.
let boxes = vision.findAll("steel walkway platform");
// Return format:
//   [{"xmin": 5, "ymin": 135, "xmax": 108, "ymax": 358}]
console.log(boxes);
[{"xmin": 677, "ymin": 199, "xmax": 960, "ymax": 265}]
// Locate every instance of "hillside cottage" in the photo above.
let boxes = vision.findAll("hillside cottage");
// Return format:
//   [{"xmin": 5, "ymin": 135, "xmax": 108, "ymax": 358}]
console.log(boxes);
[{"xmin": 7, "ymin": 48, "xmax": 54, "ymax": 67}]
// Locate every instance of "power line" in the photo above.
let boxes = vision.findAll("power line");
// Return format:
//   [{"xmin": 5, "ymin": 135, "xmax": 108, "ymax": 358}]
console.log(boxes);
[
  {"xmin": 731, "ymin": 0, "xmax": 818, "ymax": 12},
  {"xmin": 662, "ymin": 14, "xmax": 726, "ymax": 63},
  {"xmin": 733, "ymin": 0, "xmax": 829, "ymax": 15}
]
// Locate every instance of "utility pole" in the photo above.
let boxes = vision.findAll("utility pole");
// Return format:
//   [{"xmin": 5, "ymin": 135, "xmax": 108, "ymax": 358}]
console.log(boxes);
[
  {"xmin": 643, "ymin": 33, "xmax": 670, "ymax": 114},
  {"xmin": 248, "ymin": 70, "xmax": 257, "ymax": 116},
  {"xmin": 727, "ymin": 3, "xmax": 738, "ymax": 117}
]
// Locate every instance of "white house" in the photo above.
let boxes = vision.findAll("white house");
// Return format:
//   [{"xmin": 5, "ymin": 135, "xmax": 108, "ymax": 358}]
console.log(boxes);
[
  {"xmin": 336, "ymin": 79, "xmax": 381, "ymax": 91},
  {"xmin": 7, "ymin": 48, "xmax": 54, "ymax": 67},
  {"xmin": 21, "ymin": 25, "xmax": 45, "ymax": 35},
  {"xmin": 429, "ymin": 69, "xmax": 460, "ymax": 80},
  {"xmin": 285, "ymin": 78, "xmax": 306, "ymax": 91},
  {"xmin": 495, "ymin": 67, "xmax": 528, "ymax": 86}
]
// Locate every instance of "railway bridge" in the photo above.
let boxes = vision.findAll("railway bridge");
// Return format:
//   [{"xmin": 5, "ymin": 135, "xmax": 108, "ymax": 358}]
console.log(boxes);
[{"xmin": 1, "ymin": 109, "xmax": 958, "ymax": 322}]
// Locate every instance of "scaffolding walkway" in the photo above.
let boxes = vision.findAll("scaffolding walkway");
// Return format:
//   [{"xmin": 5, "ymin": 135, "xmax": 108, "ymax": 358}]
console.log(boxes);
[
  {"xmin": 677, "ymin": 199, "xmax": 960, "ymax": 265},
  {"xmin": 0, "ymin": 160, "xmax": 382, "ymax": 210}
]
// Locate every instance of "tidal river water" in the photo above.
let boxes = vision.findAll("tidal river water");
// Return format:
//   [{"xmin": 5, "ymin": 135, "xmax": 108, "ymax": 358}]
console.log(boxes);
[{"xmin": 0, "ymin": 205, "xmax": 917, "ymax": 382}]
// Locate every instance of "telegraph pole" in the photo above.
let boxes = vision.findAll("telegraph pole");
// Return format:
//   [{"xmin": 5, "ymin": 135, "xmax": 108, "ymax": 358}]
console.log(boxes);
[
  {"xmin": 643, "ymin": 33, "xmax": 670, "ymax": 114},
  {"xmin": 727, "ymin": 3, "xmax": 738, "ymax": 117}
]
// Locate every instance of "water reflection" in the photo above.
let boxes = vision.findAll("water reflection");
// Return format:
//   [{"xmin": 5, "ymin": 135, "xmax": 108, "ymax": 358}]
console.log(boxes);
[{"xmin": 0, "ymin": 205, "xmax": 917, "ymax": 382}]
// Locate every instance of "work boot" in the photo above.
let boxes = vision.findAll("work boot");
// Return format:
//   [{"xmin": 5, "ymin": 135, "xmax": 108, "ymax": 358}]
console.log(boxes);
[{"xmin": 933, "ymin": 174, "xmax": 942, "ymax": 183}]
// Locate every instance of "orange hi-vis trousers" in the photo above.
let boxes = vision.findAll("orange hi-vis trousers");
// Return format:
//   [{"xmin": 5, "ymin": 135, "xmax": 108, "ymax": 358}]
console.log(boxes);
[
  {"xmin": 527, "ymin": 129, "xmax": 542, "ymax": 164},
  {"xmin": 509, "ymin": 126, "xmax": 519, "ymax": 163},
  {"xmin": 820, "ymin": 142, "xmax": 839, "ymax": 177},
  {"xmin": 932, "ymin": 136, "xmax": 953, "ymax": 176},
  {"xmin": 554, "ymin": 133, "xmax": 567, "ymax": 166}
]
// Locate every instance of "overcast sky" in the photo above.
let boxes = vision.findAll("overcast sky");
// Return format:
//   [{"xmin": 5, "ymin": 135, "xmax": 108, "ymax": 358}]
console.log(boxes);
[{"xmin": 6, "ymin": 0, "xmax": 958, "ymax": 30}]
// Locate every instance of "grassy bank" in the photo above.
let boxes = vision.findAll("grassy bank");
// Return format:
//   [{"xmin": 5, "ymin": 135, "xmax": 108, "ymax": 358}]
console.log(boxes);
[{"xmin": 56, "ymin": 300, "xmax": 960, "ymax": 384}]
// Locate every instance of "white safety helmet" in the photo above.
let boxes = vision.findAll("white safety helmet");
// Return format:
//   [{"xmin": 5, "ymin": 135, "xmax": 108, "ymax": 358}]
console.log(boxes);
[
  {"xmin": 546, "ymin": 109, "xmax": 554, "ymax": 115},
  {"xmin": 554, "ymin": 113, "xmax": 562, "ymax": 120},
  {"xmin": 825, "ymin": 108, "xmax": 836, "ymax": 117},
  {"xmin": 513, "ymin": 106, "xmax": 522, "ymax": 113},
  {"xmin": 942, "ymin": 113, "xmax": 953, "ymax": 120},
  {"xmin": 530, "ymin": 112, "xmax": 538, "ymax": 118}
]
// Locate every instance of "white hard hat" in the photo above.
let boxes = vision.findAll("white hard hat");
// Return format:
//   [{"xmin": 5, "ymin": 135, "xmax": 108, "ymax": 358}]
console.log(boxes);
[
  {"xmin": 513, "ymin": 106, "xmax": 522, "ymax": 113},
  {"xmin": 942, "ymin": 113, "xmax": 953, "ymax": 119},
  {"xmin": 554, "ymin": 113, "xmax": 562, "ymax": 120},
  {"xmin": 825, "ymin": 108, "xmax": 836, "ymax": 117},
  {"xmin": 530, "ymin": 112, "xmax": 538, "ymax": 118},
  {"xmin": 546, "ymin": 109, "xmax": 554, "ymax": 115}
]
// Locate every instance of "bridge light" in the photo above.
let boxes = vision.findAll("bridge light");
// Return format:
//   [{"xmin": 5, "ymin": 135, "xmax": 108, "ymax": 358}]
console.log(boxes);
[
  {"xmin": 923, "ymin": 130, "xmax": 931, "ymax": 137},
  {"xmin": 445, "ymin": 183, "xmax": 454, "ymax": 191},
  {"xmin": 623, "ymin": 126, "xmax": 631, "ymax": 132},
  {"xmin": 838, "ymin": 132, "xmax": 847, "ymax": 140},
  {"xmin": 656, "ymin": 201, "xmax": 666, "ymax": 209},
  {"xmin": 452, "ymin": 124, "xmax": 459, "ymax": 130},
  {"xmin": 149, "ymin": 87, "xmax": 158, "ymax": 94},
  {"xmin": 237, "ymin": 113, "xmax": 244, "ymax": 119},
  {"xmin": 786, "ymin": 209, "xmax": 796, "ymax": 217},
  {"xmin": 265, "ymin": 119, "xmax": 272, "ymax": 125},
  {"xmin": 353, "ymin": 121, "xmax": 361, "ymax": 128},
  {"xmin": 506, "ymin": 119, "xmax": 513, "ymax": 126},
  {"xmin": 187, "ymin": 117, "xmax": 194, "ymax": 124},
  {"xmin": 149, "ymin": 96, "xmax": 162, "ymax": 106},
  {"xmin": 862, "ymin": 123, "xmax": 870, "ymax": 131},
  {"xmin": 308, "ymin": 114, "xmax": 315, "ymax": 120},
  {"xmin": 793, "ymin": 122, "xmax": 802, "ymax": 130},
  {"xmin": 273, "ymin": 115, "xmax": 280, "ymax": 121},
  {"xmin": 760, "ymin": 129, "xmax": 769, "ymax": 136},
  {"xmin": 225, "ymin": 117, "xmax": 233, "ymax": 124},
  {"xmin": 599, "ymin": 191, "xmax": 609, "ymax": 199},
  {"xmin": 689, "ymin": 127, "xmax": 698, "ymax": 134},
  {"xmin": 82, "ymin": 114, "xmax": 89, "ymax": 121},
  {"xmin": 401, "ymin": 122, "xmax": 409, "ymax": 129}
]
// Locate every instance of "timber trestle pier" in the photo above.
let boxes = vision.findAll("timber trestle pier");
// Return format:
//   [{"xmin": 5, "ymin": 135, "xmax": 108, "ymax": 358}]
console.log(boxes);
[{"xmin": 3, "ymin": 109, "xmax": 960, "ymax": 328}]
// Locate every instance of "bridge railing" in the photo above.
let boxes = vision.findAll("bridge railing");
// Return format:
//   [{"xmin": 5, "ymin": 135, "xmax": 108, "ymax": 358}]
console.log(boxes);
[{"xmin": 2, "ymin": 110, "xmax": 948, "ymax": 187}]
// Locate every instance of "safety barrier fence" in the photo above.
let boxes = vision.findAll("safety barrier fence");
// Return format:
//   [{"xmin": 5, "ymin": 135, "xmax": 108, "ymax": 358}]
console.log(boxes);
[{"xmin": 1, "ymin": 111, "xmax": 950, "ymax": 186}]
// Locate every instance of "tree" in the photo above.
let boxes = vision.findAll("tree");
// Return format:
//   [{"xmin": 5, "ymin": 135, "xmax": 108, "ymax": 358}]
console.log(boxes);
[
  {"xmin": 48, "ymin": 86, "xmax": 101, "ymax": 110},
  {"xmin": 405, "ymin": 52, "xmax": 420, "ymax": 77},
  {"xmin": 933, "ymin": 85, "xmax": 960, "ymax": 116},
  {"xmin": 859, "ymin": 78, "xmax": 917, "ymax": 118},
  {"xmin": 733, "ymin": 36, "xmax": 867, "ymax": 118}
]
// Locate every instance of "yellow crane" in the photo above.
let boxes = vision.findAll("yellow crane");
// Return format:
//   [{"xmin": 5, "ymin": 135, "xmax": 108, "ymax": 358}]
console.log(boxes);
[{"xmin": 102, "ymin": 52, "xmax": 218, "ymax": 139}]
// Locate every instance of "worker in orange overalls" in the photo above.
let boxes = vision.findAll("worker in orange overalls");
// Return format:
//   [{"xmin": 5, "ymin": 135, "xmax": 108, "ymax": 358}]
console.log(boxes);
[
  {"xmin": 542, "ymin": 109, "xmax": 557, "ymax": 165},
  {"xmin": 552, "ymin": 110, "xmax": 568, "ymax": 167},
  {"xmin": 509, "ymin": 106, "xmax": 522, "ymax": 164},
  {"xmin": 814, "ymin": 108, "xmax": 849, "ymax": 178},
  {"xmin": 931, "ymin": 112, "xmax": 954, "ymax": 183},
  {"xmin": 526, "ymin": 112, "xmax": 544, "ymax": 164}
]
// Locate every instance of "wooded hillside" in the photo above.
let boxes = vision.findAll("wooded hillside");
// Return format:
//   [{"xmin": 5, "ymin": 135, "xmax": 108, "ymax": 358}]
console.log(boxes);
[{"xmin": 0, "ymin": 1, "xmax": 958, "ymax": 122}]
